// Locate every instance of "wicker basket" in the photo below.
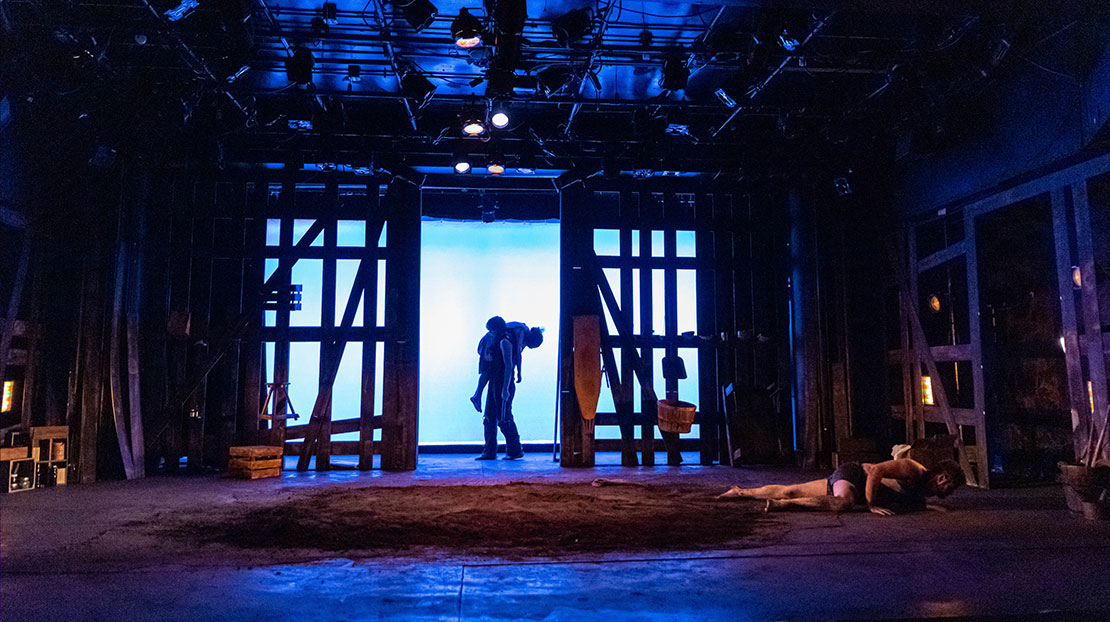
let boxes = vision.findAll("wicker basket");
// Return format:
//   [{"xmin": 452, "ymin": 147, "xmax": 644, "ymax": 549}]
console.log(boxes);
[{"xmin": 657, "ymin": 399, "xmax": 696, "ymax": 434}]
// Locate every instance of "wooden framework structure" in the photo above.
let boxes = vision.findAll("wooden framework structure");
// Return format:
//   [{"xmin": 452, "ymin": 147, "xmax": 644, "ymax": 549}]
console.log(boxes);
[
  {"xmin": 892, "ymin": 151, "xmax": 1110, "ymax": 486},
  {"xmin": 558, "ymin": 185, "xmax": 791, "ymax": 468}
]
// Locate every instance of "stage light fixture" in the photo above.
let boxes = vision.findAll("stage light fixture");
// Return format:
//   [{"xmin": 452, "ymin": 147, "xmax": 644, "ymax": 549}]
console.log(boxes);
[
  {"xmin": 491, "ymin": 110, "xmax": 509, "ymax": 128},
  {"xmin": 323, "ymin": 1, "xmax": 338, "ymax": 24},
  {"xmin": 285, "ymin": 46, "xmax": 315, "ymax": 85},
  {"xmin": 400, "ymin": 69, "xmax": 436, "ymax": 109},
  {"xmin": 461, "ymin": 112, "xmax": 486, "ymax": 136},
  {"xmin": 451, "ymin": 8, "xmax": 483, "ymax": 48},
  {"xmin": 164, "ymin": 0, "xmax": 199, "ymax": 21},
  {"xmin": 454, "ymin": 153, "xmax": 472, "ymax": 174},
  {"xmin": 397, "ymin": 0, "xmax": 438, "ymax": 32},
  {"xmin": 552, "ymin": 8, "xmax": 591, "ymax": 47},
  {"xmin": 778, "ymin": 30, "xmax": 800, "ymax": 51},
  {"xmin": 311, "ymin": 16, "xmax": 330, "ymax": 38},
  {"xmin": 486, "ymin": 144, "xmax": 505, "ymax": 174},
  {"xmin": 537, "ymin": 66, "xmax": 572, "ymax": 97},
  {"xmin": 660, "ymin": 55, "xmax": 689, "ymax": 91}
]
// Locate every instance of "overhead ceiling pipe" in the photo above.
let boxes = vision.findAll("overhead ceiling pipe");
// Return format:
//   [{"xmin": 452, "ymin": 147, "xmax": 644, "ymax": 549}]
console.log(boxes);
[
  {"xmin": 711, "ymin": 12, "xmax": 833, "ymax": 138},
  {"xmin": 138, "ymin": 0, "xmax": 250, "ymax": 117}
]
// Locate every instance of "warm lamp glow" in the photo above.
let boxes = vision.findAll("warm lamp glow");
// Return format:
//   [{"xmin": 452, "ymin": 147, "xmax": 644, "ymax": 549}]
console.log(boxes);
[
  {"xmin": 928, "ymin": 294, "xmax": 941, "ymax": 313},
  {"xmin": 2, "ymin": 381, "xmax": 12, "ymax": 412},
  {"xmin": 487, "ymin": 163, "xmax": 505, "ymax": 174},
  {"xmin": 1072, "ymin": 266, "xmax": 1083, "ymax": 288},
  {"xmin": 921, "ymin": 376, "xmax": 935, "ymax": 406},
  {"xmin": 1089, "ymin": 380, "xmax": 1095, "ymax": 414},
  {"xmin": 455, "ymin": 35, "xmax": 482, "ymax": 48}
]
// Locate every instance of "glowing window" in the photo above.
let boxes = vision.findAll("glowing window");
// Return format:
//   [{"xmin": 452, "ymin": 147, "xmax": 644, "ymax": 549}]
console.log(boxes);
[
  {"xmin": 922, "ymin": 376, "xmax": 935, "ymax": 406},
  {"xmin": 2, "ymin": 381, "xmax": 13, "ymax": 412}
]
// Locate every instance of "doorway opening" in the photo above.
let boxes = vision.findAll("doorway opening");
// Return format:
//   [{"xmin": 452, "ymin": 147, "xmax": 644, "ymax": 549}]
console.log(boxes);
[{"xmin": 419, "ymin": 219, "xmax": 560, "ymax": 449}]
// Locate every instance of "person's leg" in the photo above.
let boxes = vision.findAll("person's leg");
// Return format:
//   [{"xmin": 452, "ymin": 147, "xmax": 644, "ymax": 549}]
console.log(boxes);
[
  {"xmin": 500, "ymin": 388, "xmax": 522, "ymax": 459},
  {"xmin": 477, "ymin": 387, "xmax": 500, "ymax": 459},
  {"xmin": 718, "ymin": 479, "xmax": 827, "ymax": 500},
  {"xmin": 764, "ymin": 480, "xmax": 859, "ymax": 513},
  {"xmin": 470, "ymin": 373, "xmax": 488, "ymax": 412},
  {"xmin": 477, "ymin": 415, "xmax": 498, "ymax": 459}
]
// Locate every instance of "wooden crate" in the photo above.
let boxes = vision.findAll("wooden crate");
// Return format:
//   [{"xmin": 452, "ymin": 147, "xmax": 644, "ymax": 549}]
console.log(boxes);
[{"xmin": 227, "ymin": 445, "xmax": 283, "ymax": 480}]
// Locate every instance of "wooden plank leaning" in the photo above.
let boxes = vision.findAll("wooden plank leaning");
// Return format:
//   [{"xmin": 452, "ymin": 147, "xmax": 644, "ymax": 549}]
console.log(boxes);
[{"xmin": 887, "ymin": 238, "xmax": 978, "ymax": 487}]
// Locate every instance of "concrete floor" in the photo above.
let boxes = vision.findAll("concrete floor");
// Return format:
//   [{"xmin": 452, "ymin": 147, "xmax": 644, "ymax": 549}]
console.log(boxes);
[{"xmin": 3, "ymin": 453, "xmax": 1110, "ymax": 621}]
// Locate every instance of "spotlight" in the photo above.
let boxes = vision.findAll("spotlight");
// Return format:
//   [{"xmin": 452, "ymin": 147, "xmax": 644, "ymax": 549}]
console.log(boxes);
[
  {"xmin": 285, "ymin": 46, "xmax": 315, "ymax": 85},
  {"xmin": 461, "ymin": 112, "xmax": 486, "ymax": 136},
  {"xmin": 486, "ymin": 143, "xmax": 505, "ymax": 174},
  {"xmin": 400, "ymin": 69, "xmax": 436, "ymax": 109},
  {"xmin": 454, "ymin": 151, "xmax": 472, "ymax": 174},
  {"xmin": 490, "ymin": 110, "xmax": 509, "ymax": 128},
  {"xmin": 552, "ymin": 8, "xmax": 591, "ymax": 47},
  {"xmin": 397, "ymin": 0, "xmax": 438, "ymax": 32},
  {"xmin": 164, "ymin": 0, "xmax": 199, "ymax": 21},
  {"xmin": 322, "ymin": 1, "xmax": 338, "ymax": 25},
  {"xmin": 778, "ymin": 30, "xmax": 800, "ymax": 51},
  {"xmin": 660, "ymin": 55, "xmax": 689, "ymax": 91},
  {"xmin": 537, "ymin": 66, "xmax": 572, "ymax": 97},
  {"xmin": 451, "ymin": 8, "xmax": 482, "ymax": 48}
]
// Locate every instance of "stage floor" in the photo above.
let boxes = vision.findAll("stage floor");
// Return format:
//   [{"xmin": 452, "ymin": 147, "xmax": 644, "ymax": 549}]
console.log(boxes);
[{"xmin": 3, "ymin": 454, "xmax": 1110, "ymax": 621}]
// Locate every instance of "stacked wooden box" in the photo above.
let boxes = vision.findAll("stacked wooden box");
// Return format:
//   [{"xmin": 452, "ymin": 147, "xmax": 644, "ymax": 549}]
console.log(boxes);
[
  {"xmin": 228, "ymin": 445, "xmax": 283, "ymax": 479},
  {"xmin": 1, "ymin": 446, "xmax": 38, "ymax": 493}
]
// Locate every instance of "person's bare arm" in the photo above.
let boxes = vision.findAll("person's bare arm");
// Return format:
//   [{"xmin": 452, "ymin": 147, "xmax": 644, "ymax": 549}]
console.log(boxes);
[
  {"xmin": 864, "ymin": 459, "xmax": 927, "ymax": 516},
  {"xmin": 500, "ymin": 338, "xmax": 514, "ymax": 400}
]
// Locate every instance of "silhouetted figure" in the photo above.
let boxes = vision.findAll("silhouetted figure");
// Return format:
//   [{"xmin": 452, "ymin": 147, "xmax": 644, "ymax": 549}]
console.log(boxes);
[{"xmin": 470, "ymin": 320, "xmax": 544, "ymax": 411}]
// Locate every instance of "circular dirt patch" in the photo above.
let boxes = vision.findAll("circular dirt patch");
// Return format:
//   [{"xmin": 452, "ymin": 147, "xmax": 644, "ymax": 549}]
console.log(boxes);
[{"xmin": 166, "ymin": 482, "xmax": 779, "ymax": 557}]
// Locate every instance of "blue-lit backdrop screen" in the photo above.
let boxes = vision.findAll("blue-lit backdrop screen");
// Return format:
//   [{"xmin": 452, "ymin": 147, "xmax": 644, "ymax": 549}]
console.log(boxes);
[{"xmin": 419, "ymin": 220, "xmax": 561, "ymax": 444}]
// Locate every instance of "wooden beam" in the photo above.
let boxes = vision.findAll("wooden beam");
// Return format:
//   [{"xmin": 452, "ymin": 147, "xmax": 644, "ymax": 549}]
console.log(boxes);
[
  {"xmin": 0, "ymin": 231, "xmax": 31, "ymax": 403},
  {"xmin": 380, "ymin": 180, "xmax": 421, "ymax": 471},
  {"xmin": 616, "ymin": 218, "xmax": 637, "ymax": 466},
  {"xmin": 889, "ymin": 238, "xmax": 978, "ymax": 487},
  {"xmin": 1072, "ymin": 182, "xmax": 1109, "ymax": 445},
  {"xmin": 637, "ymin": 204, "xmax": 655, "ymax": 466},
  {"xmin": 238, "ymin": 183, "xmax": 268, "ymax": 446},
  {"xmin": 109, "ymin": 239, "xmax": 138, "ymax": 479},
  {"xmin": 695, "ymin": 191, "xmax": 718, "ymax": 465},
  {"xmin": 286, "ymin": 416, "xmax": 376, "ymax": 439},
  {"xmin": 296, "ymin": 258, "xmax": 372, "ymax": 470},
  {"xmin": 1050, "ymin": 187, "xmax": 1090, "ymax": 457},
  {"xmin": 591, "ymin": 254, "xmax": 657, "ymax": 404},
  {"xmin": 360, "ymin": 187, "xmax": 384, "ymax": 470}
]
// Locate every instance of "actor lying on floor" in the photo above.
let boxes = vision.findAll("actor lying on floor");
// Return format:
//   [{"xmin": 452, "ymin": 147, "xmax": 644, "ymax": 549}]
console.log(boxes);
[{"xmin": 718, "ymin": 458, "xmax": 965, "ymax": 515}]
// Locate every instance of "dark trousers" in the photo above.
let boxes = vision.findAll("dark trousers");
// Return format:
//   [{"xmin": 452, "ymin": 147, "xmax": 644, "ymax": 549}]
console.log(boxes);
[{"xmin": 482, "ymin": 382, "xmax": 522, "ymax": 457}]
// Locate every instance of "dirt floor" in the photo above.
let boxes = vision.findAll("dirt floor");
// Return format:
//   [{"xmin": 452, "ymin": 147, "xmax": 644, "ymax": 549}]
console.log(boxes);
[
  {"xmin": 159, "ymin": 480, "xmax": 780, "ymax": 558},
  {"xmin": 7, "ymin": 455, "xmax": 1110, "ymax": 620}
]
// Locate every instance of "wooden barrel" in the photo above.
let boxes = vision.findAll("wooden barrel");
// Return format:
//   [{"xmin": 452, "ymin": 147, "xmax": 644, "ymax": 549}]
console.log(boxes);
[{"xmin": 657, "ymin": 399, "xmax": 696, "ymax": 434}]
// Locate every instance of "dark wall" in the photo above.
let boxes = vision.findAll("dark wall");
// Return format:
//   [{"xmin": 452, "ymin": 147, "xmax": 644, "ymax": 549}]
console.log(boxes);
[{"xmin": 895, "ymin": 34, "xmax": 1110, "ymax": 217}]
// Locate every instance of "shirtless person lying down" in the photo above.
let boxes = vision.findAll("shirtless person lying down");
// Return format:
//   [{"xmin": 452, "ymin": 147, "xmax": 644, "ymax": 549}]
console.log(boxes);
[{"xmin": 718, "ymin": 458, "xmax": 965, "ymax": 515}]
